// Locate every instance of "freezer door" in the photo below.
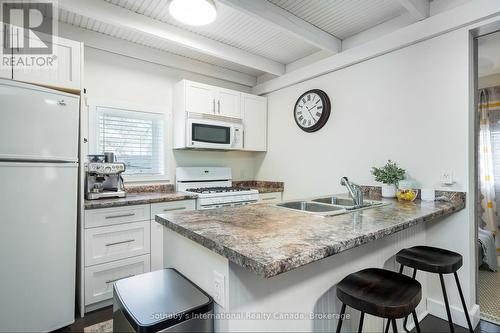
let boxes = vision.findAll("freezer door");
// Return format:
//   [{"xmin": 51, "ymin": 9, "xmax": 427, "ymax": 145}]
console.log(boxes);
[
  {"xmin": 0, "ymin": 162, "xmax": 77, "ymax": 332},
  {"xmin": 0, "ymin": 80, "xmax": 79, "ymax": 162}
]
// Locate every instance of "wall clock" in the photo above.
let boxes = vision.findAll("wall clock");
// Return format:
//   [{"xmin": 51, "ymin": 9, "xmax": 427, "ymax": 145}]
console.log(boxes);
[{"xmin": 293, "ymin": 89, "xmax": 331, "ymax": 132}]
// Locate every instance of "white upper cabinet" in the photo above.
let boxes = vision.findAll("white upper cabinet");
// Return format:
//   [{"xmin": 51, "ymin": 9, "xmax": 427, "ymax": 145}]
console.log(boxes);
[
  {"xmin": 185, "ymin": 81, "xmax": 216, "ymax": 115},
  {"xmin": 12, "ymin": 36, "xmax": 82, "ymax": 91},
  {"xmin": 178, "ymin": 80, "xmax": 241, "ymax": 118},
  {"xmin": 241, "ymin": 93, "xmax": 267, "ymax": 152},
  {"xmin": 174, "ymin": 80, "xmax": 267, "ymax": 151},
  {"xmin": 217, "ymin": 88, "xmax": 241, "ymax": 118}
]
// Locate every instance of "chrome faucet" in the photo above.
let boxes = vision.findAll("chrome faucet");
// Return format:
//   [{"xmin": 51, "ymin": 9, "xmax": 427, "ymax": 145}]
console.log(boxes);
[{"xmin": 340, "ymin": 177, "xmax": 364, "ymax": 207}]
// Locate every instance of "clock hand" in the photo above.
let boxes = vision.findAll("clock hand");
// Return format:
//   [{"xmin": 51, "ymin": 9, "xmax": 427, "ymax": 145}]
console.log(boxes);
[{"xmin": 306, "ymin": 108, "xmax": 315, "ymax": 121}]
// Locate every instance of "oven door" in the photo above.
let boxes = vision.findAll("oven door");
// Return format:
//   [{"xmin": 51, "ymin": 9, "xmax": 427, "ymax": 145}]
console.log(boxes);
[{"xmin": 187, "ymin": 119, "xmax": 234, "ymax": 149}]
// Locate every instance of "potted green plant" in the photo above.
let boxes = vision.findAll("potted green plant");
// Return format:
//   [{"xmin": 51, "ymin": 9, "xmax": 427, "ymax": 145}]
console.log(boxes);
[{"xmin": 371, "ymin": 160, "xmax": 406, "ymax": 198}]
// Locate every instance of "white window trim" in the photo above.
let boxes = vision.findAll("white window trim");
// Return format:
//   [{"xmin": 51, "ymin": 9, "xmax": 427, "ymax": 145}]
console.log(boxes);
[{"xmin": 88, "ymin": 99, "xmax": 170, "ymax": 183}]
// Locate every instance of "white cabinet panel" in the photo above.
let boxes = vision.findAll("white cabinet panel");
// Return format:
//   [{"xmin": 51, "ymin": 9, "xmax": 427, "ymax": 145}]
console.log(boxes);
[
  {"xmin": 0, "ymin": 25, "xmax": 12, "ymax": 79},
  {"xmin": 242, "ymin": 93, "xmax": 268, "ymax": 151},
  {"xmin": 217, "ymin": 88, "xmax": 241, "ymax": 118},
  {"xmin": 84, "ymin": 255, "xmax": 150, "ymax": 306},
  {"xmin": 185, "ymin": 81, "xmax": 216, "ymax": 115},
  {"xmin": 150, "ymin": 200, "xmax": 196, "ymax": 271},
  {"xmin": 85, "ymin": 221, "xmax": 150, "ymax": 266},
  {"xmin": 84, "ymin": 205, "xmax": 150, "ymax": 228},
  {"xmin": 0, "ymin": 80, "xmax": 79, "ymax": 161},
  {"xmin": 12, "ymin": 36, "xmax": 82, "ymax": 90},
  {"xmin": 259, "ymin": 192, "xmax": 283, "ymax": 203},
  {"xmin": 151, "ymin": 200, "xmax": 196, "ymax": 215}
]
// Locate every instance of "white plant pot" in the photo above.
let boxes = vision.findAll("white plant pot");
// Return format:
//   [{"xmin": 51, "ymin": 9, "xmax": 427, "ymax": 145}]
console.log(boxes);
[{"xmin": 381, "ymin": 184, "xmax": 397, "ymax": 198}]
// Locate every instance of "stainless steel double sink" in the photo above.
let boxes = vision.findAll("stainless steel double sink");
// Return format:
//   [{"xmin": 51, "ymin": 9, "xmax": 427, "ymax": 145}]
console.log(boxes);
[{"xmin": 275, "ymin": 195, "xmax": 386, "ymax": 216}]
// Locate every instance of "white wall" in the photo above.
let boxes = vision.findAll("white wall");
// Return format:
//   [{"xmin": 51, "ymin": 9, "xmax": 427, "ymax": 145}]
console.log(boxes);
[
  {"xmin": 254, "ymin": 28, "xmax": 477, "ymax": 323},
  {"xmin": 83, "ymin": 47, "xmax": 259, "ymax": 182},
  {"xmin": 255, "ymin": 30, "xmax": 469, "ymax": 198}
]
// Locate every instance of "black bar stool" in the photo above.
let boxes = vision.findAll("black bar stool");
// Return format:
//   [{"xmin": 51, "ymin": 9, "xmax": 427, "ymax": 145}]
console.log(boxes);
[
  {"xmin": 336, "ymin": 268, "xmax": 422, "ymax": 333},
  {"xmin": 392, "ymin": 246, "xmax": 473, "ymax": 333}
]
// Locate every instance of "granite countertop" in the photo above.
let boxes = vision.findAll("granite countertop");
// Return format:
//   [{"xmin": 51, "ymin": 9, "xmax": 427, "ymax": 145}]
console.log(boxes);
[
  {"xmin": 84, "ymin": 192, "xmax": 198, "ymax": 210},
  {"xmin": 156, "ymin": 191, "xmax": 465, "ymax": 278},
  {"xmin": 84, "ymin": 184, "xmax": 197, "ymax": 210},
  {"xmin": 233, "ymin": 181, "xmax": 284, "ymax": 193}
]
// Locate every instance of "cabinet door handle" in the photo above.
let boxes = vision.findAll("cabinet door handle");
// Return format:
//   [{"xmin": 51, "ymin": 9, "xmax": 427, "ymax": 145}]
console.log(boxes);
[
  {"xmin": 217, "ymin": 100, "xmax": 221, "ymax": 114},
  {"xmin": 106, "ymin": 274, "xmax": 134, "ymax": 284},
  {"xmin": 262, "ymin": 197, "xmax": 277, "ymax": 201},
  {"xmin": 105, "ymin": 213, "xmax": 135, "ymax": 219},
  {"xmin": 163, "ymin": 207, "xmax": 187, "ymax": 212},
  {"xmin": 105, "ymin": 239, "xmax": 135, "ymax": 247},
  {"xmin": 213, "ymin": 99, "xmax": 216, "ymax": 114}
]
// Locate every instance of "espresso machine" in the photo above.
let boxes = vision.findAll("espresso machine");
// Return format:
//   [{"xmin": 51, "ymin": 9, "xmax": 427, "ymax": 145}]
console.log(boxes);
[{"xmin": 85, "ymin": 153, "xmax": 127, "ymax": 200}]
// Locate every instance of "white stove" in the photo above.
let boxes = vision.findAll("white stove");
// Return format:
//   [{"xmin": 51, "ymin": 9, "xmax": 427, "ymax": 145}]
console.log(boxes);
[{"xmin": 176, "ymin": 167, "xmax": 259, "ymax": 210}]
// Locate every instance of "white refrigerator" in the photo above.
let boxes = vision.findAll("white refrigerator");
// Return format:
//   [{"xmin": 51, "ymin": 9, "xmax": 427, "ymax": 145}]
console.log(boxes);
[{"xmin": 0, "ymin": 79, "xmax": 79, "ymax": 332}]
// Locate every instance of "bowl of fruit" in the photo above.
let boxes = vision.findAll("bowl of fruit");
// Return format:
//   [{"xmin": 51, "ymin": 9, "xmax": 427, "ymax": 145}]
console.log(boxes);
[{"xmin": 396, "ymin": 181, "xmax": 419, "ymax": 202}]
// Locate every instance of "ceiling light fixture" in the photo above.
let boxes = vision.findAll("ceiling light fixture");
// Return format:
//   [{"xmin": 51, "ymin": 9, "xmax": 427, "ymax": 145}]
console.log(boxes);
[{"xmin": 169, "ymin": 0, "xmax": 217, "ymax": 26}]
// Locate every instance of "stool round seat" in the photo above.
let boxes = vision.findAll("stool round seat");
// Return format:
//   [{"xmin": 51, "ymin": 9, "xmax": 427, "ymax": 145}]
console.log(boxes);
[
  {"xmin": 337, "ymin": 268, "xmax": 422, "ymax": 319},
  {"xmin": 396, "ymin": 246, "xmax": 462, "ymax": 274}
]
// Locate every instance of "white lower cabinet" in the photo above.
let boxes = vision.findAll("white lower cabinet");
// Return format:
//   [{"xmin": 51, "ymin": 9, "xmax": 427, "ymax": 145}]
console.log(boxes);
[
  {"xmin": 259, "ymin": 192, "xmax": 283, "ymax": 203},
  {"xmin": 150, "ymin": 200, "xmax": 196, "ymax": 271},
  {"xmin": 81, "ymin": 199, "xmax": 196, "ymax": 313},
  {"xmin": 84, "ymin": 254, "xmax": 150, "ymax": 305},
  {"xmin": 84, "ymin": 221, "xmax": 151, "ymax": 266}
]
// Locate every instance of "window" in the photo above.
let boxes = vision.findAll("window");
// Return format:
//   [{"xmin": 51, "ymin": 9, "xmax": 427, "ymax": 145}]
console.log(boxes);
[{"xmin": 94, "ymin": 105, "xmax": 166, "ymax": 179}]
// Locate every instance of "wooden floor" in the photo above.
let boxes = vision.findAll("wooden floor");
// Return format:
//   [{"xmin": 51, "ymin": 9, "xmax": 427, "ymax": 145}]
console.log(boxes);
[
  {"xmin": 54, "ymin": 306, "xmax": 500, "ymax": 333},
  {"xmin": 53, "ymin": 306, "xmax": 112, "ymax": 333}
]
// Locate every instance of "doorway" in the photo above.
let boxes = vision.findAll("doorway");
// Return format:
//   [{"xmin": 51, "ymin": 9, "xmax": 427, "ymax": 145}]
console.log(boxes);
[{"xmin": 476, "ymin": 30, "xmax": 500, "ymax": 325}]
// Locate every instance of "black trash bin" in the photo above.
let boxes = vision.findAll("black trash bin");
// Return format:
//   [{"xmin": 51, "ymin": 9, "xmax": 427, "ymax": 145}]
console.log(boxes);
[{"xmin": 113, "ymin": 268, "xmax": 214, "ymax": 333}]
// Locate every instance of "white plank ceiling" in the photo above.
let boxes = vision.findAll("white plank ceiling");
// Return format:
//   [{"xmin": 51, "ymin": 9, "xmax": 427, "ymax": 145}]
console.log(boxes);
[
  {"xmin": 57, "ymin": 0, "xmax": 440, "ymax": 85},
  {"xmin": 269, "ymin": 0, "xmax": 406, "ymax": 39}
]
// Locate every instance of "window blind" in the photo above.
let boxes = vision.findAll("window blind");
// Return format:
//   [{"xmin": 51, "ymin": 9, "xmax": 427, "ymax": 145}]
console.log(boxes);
[{"xmin": 96, "ymin": 106, "xmax": 165, "ymax": 176}]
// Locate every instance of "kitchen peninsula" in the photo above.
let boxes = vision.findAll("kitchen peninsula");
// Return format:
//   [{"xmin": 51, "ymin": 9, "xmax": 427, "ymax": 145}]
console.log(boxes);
[{"xmin": 156, "ymin": 191, "xmax": 465, "ymax": 332}]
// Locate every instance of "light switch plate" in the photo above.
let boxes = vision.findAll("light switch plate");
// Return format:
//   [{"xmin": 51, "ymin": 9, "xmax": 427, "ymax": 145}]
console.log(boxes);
[{"xmin": 213, "ymin": 271, "xmax": 226, "ymax": 308}]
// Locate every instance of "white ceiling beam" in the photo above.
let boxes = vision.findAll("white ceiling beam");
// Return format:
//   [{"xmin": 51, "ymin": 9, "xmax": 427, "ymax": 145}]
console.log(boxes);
[
  {"xmin": 217, "ymin": 0, "xmax": 341, "ymax": 53},
  {"xmin": 58, "ymin": 0, "xmax": 285, "ymax": 76},
  {"xmin": 398, "ymin": 0, "xmax": 430, "ymax": 21},
  {"xmin": 58, "ymin": 22, "xmax": 257, "ymax": 87}
]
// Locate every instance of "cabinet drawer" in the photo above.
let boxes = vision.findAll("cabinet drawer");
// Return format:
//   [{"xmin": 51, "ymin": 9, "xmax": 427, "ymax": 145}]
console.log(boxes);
[
  {"xmin": 259, "ymin": 192, "xmax": 283, "ymax": 204},
  {"xmin": 85, "ymin": 205, "xmax": 150, "ymax": 228},
  {"xmin": 151, "ymin": 200, "xmax": 196, "ymax": 216},
  {"xmin": 85, "ymin": 221, "xmax": 150, "ymax": 266},
  {"xmin": 84, "ymin": 255, "xmax": 150, "ymax": 305}
]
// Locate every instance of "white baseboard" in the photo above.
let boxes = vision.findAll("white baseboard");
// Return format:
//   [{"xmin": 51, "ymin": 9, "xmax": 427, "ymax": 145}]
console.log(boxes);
[{"xmin": 427, "ymin": 298, "xmax": 480, "ymax": 329}]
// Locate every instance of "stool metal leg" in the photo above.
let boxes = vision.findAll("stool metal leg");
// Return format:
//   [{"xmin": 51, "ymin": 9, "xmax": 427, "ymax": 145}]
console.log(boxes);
[
  {"xmin": 385, "ymin": 319, "xmax": 391, "ymax": 333},
  {"xmin": 453, "ymin": 272, "xmax": 474, "ymax": 332},
  {"xmin": 439, "ymin": 273, "xmax": 455, "ymax": 333},
  {"xmin": 403, "ymin": 268, "xmax": 418, "ymax": 333},
  {"xmin": 412, "ymin": 311, "xmax": 421, "ymax": 333},
  {"xmin": 358, "ymin": 312, "xmax": 364, "ymax": 333},
  {"xmin": 336, "ymin": 303, "xmax": 346, "ymax": 333},
  {"xmin": 391, "ymin": 319, "xmax": 398, "ymax": 333}
]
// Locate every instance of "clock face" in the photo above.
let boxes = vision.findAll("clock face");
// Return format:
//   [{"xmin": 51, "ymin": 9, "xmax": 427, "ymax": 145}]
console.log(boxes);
[{"xmin": 293, "ymin": 89, "xmax": 331, "ymax": 132}]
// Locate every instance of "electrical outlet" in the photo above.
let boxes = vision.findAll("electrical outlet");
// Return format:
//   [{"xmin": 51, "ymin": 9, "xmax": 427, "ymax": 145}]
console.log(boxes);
[
  {"xmin": 213, "ymin": 271, "xmax": 225, "ymax": 308},
  {"xmin": 441, "ymin": 170, "xmax": 453, "ymax": 185}
]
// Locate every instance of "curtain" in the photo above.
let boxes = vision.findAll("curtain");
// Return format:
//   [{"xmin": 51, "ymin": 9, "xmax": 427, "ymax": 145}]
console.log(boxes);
[{"xmin": 479, "ymin": 87, "xmax": 500, "ymax": 254}]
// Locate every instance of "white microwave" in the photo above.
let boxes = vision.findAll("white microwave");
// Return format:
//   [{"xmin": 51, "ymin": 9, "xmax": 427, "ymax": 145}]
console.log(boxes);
[{"xmin": 186, "ymin": 115, "xmax": 243, "ymax": 150}]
